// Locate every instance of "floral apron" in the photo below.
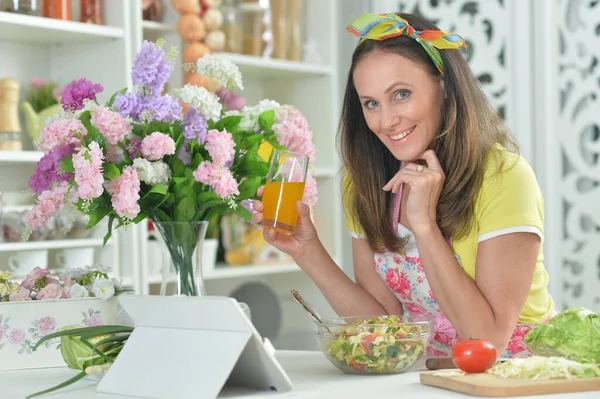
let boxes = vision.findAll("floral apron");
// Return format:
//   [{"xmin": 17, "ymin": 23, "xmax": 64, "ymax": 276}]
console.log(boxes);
[{"xmin": 377, "ymin": 173, "xmax": 553, "ymax": 358}]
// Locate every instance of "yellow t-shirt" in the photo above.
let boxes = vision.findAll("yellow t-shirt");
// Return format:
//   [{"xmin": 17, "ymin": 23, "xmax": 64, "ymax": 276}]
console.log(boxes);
[{"xmin": 343, "ymin": 147, "xmax": 555, "ymax": 324}]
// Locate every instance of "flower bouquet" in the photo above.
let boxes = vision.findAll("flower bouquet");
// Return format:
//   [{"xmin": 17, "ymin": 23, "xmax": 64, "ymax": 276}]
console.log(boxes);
[{"xmin": 24, "ymin": 39, "xmax": 318, "ymax": 297}]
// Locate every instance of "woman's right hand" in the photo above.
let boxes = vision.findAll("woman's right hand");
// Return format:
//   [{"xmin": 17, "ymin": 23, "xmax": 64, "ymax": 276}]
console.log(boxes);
[{"xmin": 251, "ymin": 186, "xmax": 320, "ymax": 261}]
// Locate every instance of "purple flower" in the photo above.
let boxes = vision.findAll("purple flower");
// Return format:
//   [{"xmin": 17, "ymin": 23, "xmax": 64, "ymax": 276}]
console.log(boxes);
[
  {"xmin": 132, "ymin": 40, "xmax": 172, "ymax": 95},
  {"xmin": 126, "ymin": 139, "xmax": 142, "ymax": 160},
  {"xmin": 146, "ymin": 94, "xmax": 183, "ymax": 123},
  {"xmin": 178, "ymin": 139, "xmax": 191, "ymax": 165},
  {"xmin": 61, "ymin": 78, "xmax": 103, "ymax": 112},
  {"xmin": 182, "ymin": 108, "xmax": 208, "ymax": 144},
  {"xmin": 38, "ymin": 316, "xmax": 56, "ymax": 336},
  {"xmin": 29, "ymin": 144, "xmax": 76, "ymax": 195},
  {"xmin": 113, "ymin": 92, "xmax": 143, "ymax": 120},
  {"xmin": 85, "ymin": 314, "xmax": 104, "ymax": 327}
]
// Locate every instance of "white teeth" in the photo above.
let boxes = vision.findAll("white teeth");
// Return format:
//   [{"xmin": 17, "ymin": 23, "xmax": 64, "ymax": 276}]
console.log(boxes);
[{"xmin": 390, "ymin": 126, "xmax": 415, "ymax": 140}]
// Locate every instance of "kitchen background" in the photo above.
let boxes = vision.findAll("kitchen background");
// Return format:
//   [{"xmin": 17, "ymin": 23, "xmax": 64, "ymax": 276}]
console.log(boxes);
[{"xmin": 0, "ymin": 0, "xmax": 598, "ymax": 351}]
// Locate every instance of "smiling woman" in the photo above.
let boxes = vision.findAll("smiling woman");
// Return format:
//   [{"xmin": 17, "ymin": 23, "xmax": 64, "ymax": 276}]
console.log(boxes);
[{"xmin": 250, "ymin": 11, "xmax": 557, "ymax": 360}]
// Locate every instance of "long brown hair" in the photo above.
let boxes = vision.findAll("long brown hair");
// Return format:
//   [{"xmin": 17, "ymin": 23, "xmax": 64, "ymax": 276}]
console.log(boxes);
[{"xmin": 339, "ymin": 13, "xmax": 518, "ymax": 253}]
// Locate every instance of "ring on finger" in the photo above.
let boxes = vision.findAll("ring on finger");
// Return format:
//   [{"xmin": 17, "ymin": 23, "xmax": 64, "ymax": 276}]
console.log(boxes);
[{"xmin": 416, "ymin": 164, "xmax": 425, "ymax": 172}]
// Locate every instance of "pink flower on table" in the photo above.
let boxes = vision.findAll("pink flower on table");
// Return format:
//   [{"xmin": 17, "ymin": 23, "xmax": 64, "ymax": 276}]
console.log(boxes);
[
  {"xmin": 205, "ymin": 129, "xmax": 235, "ymax": 166},
  {"xmin": 38, "ymin": 316, "xmax": 57, "ymax": 336},
  {"xmin": 36, "ymin": 283, "xmax": 63, "ymax": 300},
  {"xmin": 91, "ymin": 106, "xmax": 132, "ymax": 145},
  {"xmin": 73, "ymin": 142, "xmax": 104, "ymax": 200},
  {"xmin": 107, "ymin": 166, "xmax": 141, "ymax": 220},
  {"xmin": 141, "ymin": 132, "xmax": 175, "ymax": 161},
  {"xmin": 8, "ymin": 329, "xmax": 26, "ymax": 345},
  {"xmin": 38, "ymin": 118, "xmax": 87, "ymax": 154},
  {"xmin": 85, "ymin": 314, "xmax": 104, "ymax": 327},
  {"xmin": 9, "ymin": 287, "xmax": 31, "ymax": 302}
]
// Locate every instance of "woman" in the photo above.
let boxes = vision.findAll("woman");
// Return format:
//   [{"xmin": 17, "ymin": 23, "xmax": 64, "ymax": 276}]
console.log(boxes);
[{"xmin": 252, "ymin": 12, "xmax": 555, "ymax": 358}]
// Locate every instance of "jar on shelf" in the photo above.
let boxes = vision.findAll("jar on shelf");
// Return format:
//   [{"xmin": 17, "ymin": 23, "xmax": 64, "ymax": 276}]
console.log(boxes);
[
  {"xmin": 220, "ymin": 0, "xmax": 243, "ymax": 54},
  {"xmin": 269, "ymin": 0, "xmax": 285, "ymax": 59},
  {"xmin": 241, "ymin": 1, "xmax": 267, "ymax": 57},
  {"xmin": 0, "ymin": 78, "xmax": 22, "ymax": 151},
  {"xmin": 286, "ymin": 0, "xmax": 303, "ymax": 61},
  {"xmin": 80, "ymin": 0, "xmax": 103, "ymax": 25},
  {"xmin": 142, "ymin": 0, "xmax": 164, "ymax": 22},
  {"xmin": 7, "ymin": 0, "xmax": 42, "ymax": 15},
  {"xmin": 44, "ymin": 0, "xmax": 72, "ymax": 21}
]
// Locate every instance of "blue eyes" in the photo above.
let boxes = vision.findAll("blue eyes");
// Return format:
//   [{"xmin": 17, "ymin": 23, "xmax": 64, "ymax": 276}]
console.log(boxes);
[{"xmin": 362, "ymin": 89, "xmax": 411, "ymax": 109}]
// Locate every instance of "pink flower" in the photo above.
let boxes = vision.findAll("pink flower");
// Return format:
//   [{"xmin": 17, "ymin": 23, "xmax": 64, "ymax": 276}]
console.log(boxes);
[
  {"xmin": 106, "ymin": 144, "xmax": 125, "ymax": 163},
  {"xmin": 30, "ymin": 77, "xmax": 46, "ymax": 89},
  {"xmin": 213, "ymin": 168, "xmax": 239, "ymax": 198},
  {"xmin": 36, "ymin": 283, "xmax": 63, "ymax": 300},
  {"xmin": 205, "ymin": 129, "xmax": 235, "ymax": 166},
  {"xmin": 53, "ymin": 87, "xmax": 64, "ymax": 100},
  {"xmin": 193, "ymin": 162, "xmax": 239, "ymax": 199},
  {"xmin": 30, "ymin": 267, "xmax": 51, "ymax": 280},
  {"xmin": 73, "ymin": 142, "xmax": 104, "ymax": 199},
  {"xmin": 38, "ymin": 118, "xmax": 87, "ymax": 154},
  {"xmin": 273, "ymin": 106, "xmax": 316, "ymax": 162},
  {"xmin": 141, "ymin": 132, "xmax": 175, "ymax": 161},
  {"xmin": 9, "ymin": 287, "xmax": 32, "ymax": 302},
  {"xmin": 85, "ymin": 314, "xmax": 104, "ymax": 327},
  {"xmin": 107, "ymin": 166, "xmax": 141, "ymax": 220},
  {"xmin": 38, "ymin": 316, "xmax": 57, "ymax": 336},
  {"xmin": 385, "ymin": 268, "xmax": 403, "ymax": 293},
  {"xmin": 397, "ymin": 271, "xmax": 412, "ymax": 299},
  {"xmin": 404, "ymin": 302, "xmax": 428, "ymax": 316},
  {"xmin": 302, "ymin": 170, "xmax": 318, "ymax": 209},
  {"xmin": 91, "ymin": 106, "xmax": 132, "ymax": 145},
  {"xmin": 25, "ymin": 182, "xmax": 70, "ymax": 230},
  {"xmin": 8, "ymin": 329, "xmax": 26, "ymax": 345}
]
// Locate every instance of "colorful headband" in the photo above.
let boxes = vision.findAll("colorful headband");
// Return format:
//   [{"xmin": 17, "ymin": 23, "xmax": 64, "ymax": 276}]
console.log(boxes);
[{"xmin": 346, "ymin": 13, "xmax": 467, "ymax": 75}]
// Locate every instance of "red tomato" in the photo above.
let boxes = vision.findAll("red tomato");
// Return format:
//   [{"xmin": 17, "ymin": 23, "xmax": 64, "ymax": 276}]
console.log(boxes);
[
  {"xmin": 362, "ymin": 333, "xmax": 378, "ymax": 354},
  {"xmin": 452, "ymin": 339, "xmax": 497, "ymax": 373}
]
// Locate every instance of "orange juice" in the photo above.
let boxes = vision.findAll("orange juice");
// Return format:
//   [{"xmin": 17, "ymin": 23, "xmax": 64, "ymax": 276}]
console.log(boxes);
[{"xmin": 262, "ymin": 181, "xmax": 306, "ymax": 232}]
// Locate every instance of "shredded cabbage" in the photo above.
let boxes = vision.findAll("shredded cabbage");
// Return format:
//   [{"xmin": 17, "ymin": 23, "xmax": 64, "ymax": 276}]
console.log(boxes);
[{"xmin": 487, "ymin": 356, "xmax": 600, "ymax": 380}]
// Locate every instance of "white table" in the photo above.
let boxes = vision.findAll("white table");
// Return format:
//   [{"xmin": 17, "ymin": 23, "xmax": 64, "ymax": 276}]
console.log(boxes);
[{"xmin": 1, "ymin": 350, "xmax": 597, "ymax": 399}]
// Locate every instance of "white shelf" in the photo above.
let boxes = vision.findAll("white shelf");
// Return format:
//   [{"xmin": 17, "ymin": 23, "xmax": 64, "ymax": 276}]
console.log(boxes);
[
  {"xmin": 221, "ymin": 52, "xmax": 333, "ymax": 78},
  {"xmin": 0, "ymin": 151, "xmax": 43, "ymax": 163},
  {"xmin": 0, "ymin": 238, "xmax": 109, "ymax": 252},
  {"xmin": 142, "ymin": 20, "xmax": 176, "ymax": 33},
  {"xmin": 146, "ymin": 262, "xmax": 301, "ymax": 284},
  {"xmin": 0, "ymin": 11, "xmax": 125, "ymax": 43}
]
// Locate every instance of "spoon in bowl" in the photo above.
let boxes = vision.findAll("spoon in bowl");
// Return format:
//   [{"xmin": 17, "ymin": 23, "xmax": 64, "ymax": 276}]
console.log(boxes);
[{"xmin": 290, "ymin": 289, "xmax": 331, "ymax": 333}]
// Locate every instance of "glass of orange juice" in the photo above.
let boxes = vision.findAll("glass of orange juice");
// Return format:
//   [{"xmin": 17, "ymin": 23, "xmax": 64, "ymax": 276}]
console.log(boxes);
[{"xmin": 261, "ymin": 150, "xmax": 309, "ymax": 233}]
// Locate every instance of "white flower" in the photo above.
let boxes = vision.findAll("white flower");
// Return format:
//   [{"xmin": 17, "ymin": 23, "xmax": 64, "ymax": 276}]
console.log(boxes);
[
  {"xmin": 64, "ymin": 267, "xmax": 86, "ymax": 281},
  {"xmin": 0, "ymin": 271, "xmax": 12, "ymax": 280},
  {"xmin": 132, "ymin": 158, "xmax": 172, "ymax": 185},
  {"xmin": 91, "ymin": 277, "xmax": 115, "ymax": 300},
  {"xmin": 7, "ymin": 282, "xmax": 20, "ymax": 294},
  {"xmin": 69, "ymin": 283, "xmax": 90, "ymax": 298},
  {"xmin": 0, "ymin": 283, "xmax": 8, "ymax": 296},
  {"xmin": 225, "ymin": 99, "xmax": 281, "ymax": 131},
  {"xmin": 173, "ymin": 84, "xmax": 222, "ymax": 121},
  {"xmin": 194, "ymin": 54, "xmax": 243, "ymax": 90},
  {"xmin": 111, "ymin": 278, "xmax": 124, "ymax": 292}
]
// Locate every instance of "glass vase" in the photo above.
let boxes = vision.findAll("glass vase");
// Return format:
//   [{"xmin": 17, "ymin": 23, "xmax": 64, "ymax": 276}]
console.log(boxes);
[{"xmin": 154, "ymin": 221, "xmax": 209, "ymax": 297}]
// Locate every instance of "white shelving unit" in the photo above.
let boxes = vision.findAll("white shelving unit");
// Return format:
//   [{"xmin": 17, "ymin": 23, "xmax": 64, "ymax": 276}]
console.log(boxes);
[{"xmin": 1, "ymin": 0, "xmax": 343, "ymax": 351}]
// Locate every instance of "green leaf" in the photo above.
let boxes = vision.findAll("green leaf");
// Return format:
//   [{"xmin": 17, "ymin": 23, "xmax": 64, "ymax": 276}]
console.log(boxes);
[
  {"xmin": 172, "ymin": 157, "xmax": 186, "ymax": 177},
  {"xmin": 175, "ymin": 196, "xmax": 196, "ymax": 222},
  {"xmin": 266, "ymin": 136, "xmax": 286, "ymax": 151},
  {"xmin": 237, "ymin": 176, "xmax": 262, "ymax": 200},
  {"xmin": 103, "ymin": 163, "xmax": 121, "ymax": 180},
  {"xmin": 258, "ymin": 110, "xmax": 275, "ymax": 131},
  {"xmin": 242, "ymin": 134, "xmax": 263, "ymax": 148},
  {"xmin": 60, "ymin": 156, "xmax": 75, "ymax": 173},
  {"xmin": 86, "ymin": 207, "xmax": 111, "ymax": 230},
  {"xmin": 146, "ymin": 183, "xmax": 168, "ymax": 196},
  {"xmin": 152, "ymin": 208, "xmax": 172, "ymax": 222},
  {"xmin": 173, "ymin": 177, "xmax": 188, "ymax": 185},
  {"xmin": 234, "ymin": 204, "xmax": 253, "ymax": 221},
  {"xmin": 213, "ymin": 115, "xmax": 243, "ymax": 132},
  {"xmin": 105, "ymin": 87, "xmax": 127, "ymax": 108},
  {"xmin": 26, "ymin": 370, "xmax": 87, "ymax": 399},
  {"xmin": 132, "ymin": 212, "xmax": 148, "ymax": 224},
  {"xmin": 103, "ymin": 215, "xmax": 115, "ymax": 246}
]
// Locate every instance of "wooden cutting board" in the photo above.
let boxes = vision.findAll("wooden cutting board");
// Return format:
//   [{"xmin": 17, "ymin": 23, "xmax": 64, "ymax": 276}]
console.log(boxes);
[{"xmin": 420, "ymin": 369, "xmax": 600, "ymax": 397}]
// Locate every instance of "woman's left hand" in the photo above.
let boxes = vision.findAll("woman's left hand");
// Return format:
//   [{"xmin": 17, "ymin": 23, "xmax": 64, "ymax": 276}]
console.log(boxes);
[{"xmin": 383, "ymin": 150, "xmax": 445, "ymax": 233}]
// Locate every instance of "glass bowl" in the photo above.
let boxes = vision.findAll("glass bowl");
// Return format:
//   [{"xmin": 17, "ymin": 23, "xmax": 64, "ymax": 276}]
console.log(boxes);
[{"xmin": 314, "ymin": 314, "xmax": 434, "ymax": 375}]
